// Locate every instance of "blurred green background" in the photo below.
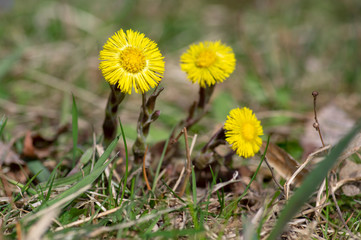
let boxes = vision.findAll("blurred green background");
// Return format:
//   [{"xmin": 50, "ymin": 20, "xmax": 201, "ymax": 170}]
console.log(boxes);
[{"xmin": 0, "ymin": 0, "xmax": 360, "ymax": 150}]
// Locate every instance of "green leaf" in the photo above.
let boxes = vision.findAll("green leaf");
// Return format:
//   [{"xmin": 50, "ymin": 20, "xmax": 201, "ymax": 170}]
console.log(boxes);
[
  {"xmin": 267, "ymin": 121, "xmax": 361, "ymax": 240},
  {"xmin": 79, "ymin": 148, "xmax": 93, "ymax": 165},
  {"xmin": 32, "ymin": 134, "xmax": 120, "ymax": 213},
  {"xmin": 59, "ymin": 208, "xmax": 88, "ymax": 225},
  {"xmin": 27, "ymin": 160, "xmax": 51, "ymax": 182},
  {"xmin": 72, "ymin": 94, "xmax": 78, "ymax": 167},
  {"xmin": 0, "ymin": 115, "xmax": 7, "ymax": 137}
]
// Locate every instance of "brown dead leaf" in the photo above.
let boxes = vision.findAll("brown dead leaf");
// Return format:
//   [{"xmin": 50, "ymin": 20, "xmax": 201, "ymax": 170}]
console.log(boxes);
[
  {"xmin": 339, "ymin": 159, "xmax": 361, "ymax": 196},
  {"xmin": 261, "ymin": 142, "xmax": 309, "ymax": 186},
  {"xmin": 22, "ymin": 125, "xmax": 68, "ymax": 159},
  {"xmin": 0, "ymin": 141, "xmax": 29, "ymax": 184},
  {"xmin": 0, "ymin": 142, "xmax": 25, "ymax": 165},
  {"xmin": 23, "ymin": 131, "xmax": 36, "ymax": 158}
]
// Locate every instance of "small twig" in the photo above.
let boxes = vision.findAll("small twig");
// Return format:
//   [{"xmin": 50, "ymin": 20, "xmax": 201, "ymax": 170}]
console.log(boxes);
[
  {"xmin": 264, "ymin": 157, "xmax": 285, "ymax": 195},
  {"xmin": 172, "ymin": 167, "xmax": 185, "ymax": 193},
  {"xmin": 88, "ymin": 206, "xmax": 184, "ymax": 237},
  {"xmin": 200, "ymin": 127, "xmax": 224, "ymax": 153},
  {"xmin": 170, "ymin": 129, "xmax": 184, "ymax": 146},
  {"xmin": 312, "ymin": 91, "xmax": 325, "ymax": 147},
  {"xmin": 172, "ymin": 134, "xmax": 198, "ymax": 193},
  {"xmin": 142, "ymin": 146, "xmax": 151, "ymax": 191},
  {"xmin": 178, "ymin": 128, "xmax": 192, "ymax": 197},
  {"xmin": 55, "ymin": 206, "xmax": 121, "ymax": 231},
  {"xmin": 345, "ymin": 212, "xmax": 354, "ymax": 225},
  {"xmin": 329, "ymin": 180, "xmax": 353, "ymax": 236},
  {"xmin": 315, "ymin": 178, "xmax": 327, "ymax": 220},
  {"xmin": 284, "ymin": 145, "xmax": 331, "ymax": 200}
]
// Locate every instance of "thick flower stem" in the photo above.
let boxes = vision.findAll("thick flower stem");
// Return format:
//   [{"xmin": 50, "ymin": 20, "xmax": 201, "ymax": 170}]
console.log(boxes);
[
  {"xmin": 102, "ymin": 85, "xmax": 126, "ymax": 147},
  {"xmin": 133, "ymin": 87, "xmax": 163, "ymax": 163},
  {"xmin": 171, "ymin": 85, "xmax": 215, "ymax": 141}
]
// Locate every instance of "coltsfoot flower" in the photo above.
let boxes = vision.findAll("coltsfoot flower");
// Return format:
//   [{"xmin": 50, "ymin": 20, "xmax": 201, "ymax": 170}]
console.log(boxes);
[
  {"xmin": 180, "ymin": 41, "xmax": 236, "ymax": 88},
  {"xmin": 99, "ymin": 29, "xmax": 165, "ymax": 94},
  {"xmin": 224, "ymin": 107, "xmax": 263, "ymax": 158}
]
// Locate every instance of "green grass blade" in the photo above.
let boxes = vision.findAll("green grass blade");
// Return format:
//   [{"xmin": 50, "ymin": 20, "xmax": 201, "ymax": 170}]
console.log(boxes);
[
  {"xmin": 13, "ymin": 171, "xmax": 41, "ymax": 201},
  {"xmin": 161, "ymin": 179, "xmax": 186, "ymax": 204},
  {"xmin": 118, "ymin": 119, "xmax": 128, "ymax": 206},
  {"xmin": 29, "ymin": 134, "xmax": 120, "ymax": 215},
  {"xmin": 190, "ymin": 166, "xmax": 200, "ymax": 229},
  {"xmin": 152, "ymin": 137, "xmax": 170, "ymax": 192},
  {"xmin": 72, "ymin": 94, "xmax": 78, "ymax": 168},
  {"xmin": 38, "ymin": 164, "xmax": 92, "ymax": 189},
  {"xmin": 0, "ymin": 115, "xmax": 7, "ymax": 136},
  {"xmin": 44, "ymin": 173, "xmax": 56, "ymax": 202},
  {"xmin": 223, "ymin": 136, "xmax": 270, "ymax": 219},
  {"xmin": 267, "ymin": 121, "xmax": 361, "ymax": 240},
  {"xmin": 152, "ymin": 125, "xmax": 176, "ymax": 192},
  {"xmin": 143, "ymin": 228, "xmax": 204, "ymax": 238},
  {"xmin": 192, "ymin": 166, "xmax": 197, "ymax": 206}
]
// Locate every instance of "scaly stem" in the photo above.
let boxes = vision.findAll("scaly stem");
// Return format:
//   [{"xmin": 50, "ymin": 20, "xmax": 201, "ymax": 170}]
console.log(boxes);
[
  {"xmin": 102, "ymin": 85, "xmax": 126, "ymax": 147},
  {"xmin": 132, "ymin": 87, "xmax": 163, "ymax": 163}
]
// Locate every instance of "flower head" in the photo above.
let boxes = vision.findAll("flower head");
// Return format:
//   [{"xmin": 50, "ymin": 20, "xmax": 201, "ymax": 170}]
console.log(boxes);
[
  {"xmin": 99, "ymin": 29, "xmax": 165, "ymax": 94},
  {"xmin": 224, "ymin": 107, "xmax": 263, "ymax": 158},
  {"xmin": 180, "ymin": 41, "xmax": 236, "ymax": 88}
]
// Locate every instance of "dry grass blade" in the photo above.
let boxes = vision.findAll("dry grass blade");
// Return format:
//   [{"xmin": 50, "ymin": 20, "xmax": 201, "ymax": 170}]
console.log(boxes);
[
  {"xmin": 211, "ymin": 171, "xmax": 242, "ymax": 194},
  {"xmin": 24, "ymin": 207, "xmax": 60, "ymax": 240},
  {"xmin": 88, "ymin": 206, "xmax": 184, "ymax": 237},
  {"xmin": 285, "ymin": 145, "xmax": 331, "ymax": 199},
  {"xmin": 267, "ymin": 121, "xmax": 361, "ymax": 240},
  {"xmin": 54, "ymin": 206, "xmax": 121, "ymax": 231},
  {"xmin": 23, "ymin": 185, "xmax": 91, "ymax": 223}
]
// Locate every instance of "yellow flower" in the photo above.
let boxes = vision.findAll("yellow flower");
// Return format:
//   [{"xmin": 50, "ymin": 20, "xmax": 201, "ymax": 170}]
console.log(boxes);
[
  {"xmin": 99, "ymin": 29, "xmax": 165, "ymax": 94},
  {"xmin": 180, "ymin": 41, "xmax": 236, "ymax": 88},
  {"xmin": 224, "ymin": 107, "xmax": 263, "ymax": 158}
]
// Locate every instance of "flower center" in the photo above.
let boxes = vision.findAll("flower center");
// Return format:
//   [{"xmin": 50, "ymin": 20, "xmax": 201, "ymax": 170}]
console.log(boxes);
[
  {"xmin": 196, "ymin": 49, "xmax": 217, "ymax": 68},
  {"xmin": 242, "ymin": 123, "xmax": 255, "ymax": 141},
  {"xmin": 120, "ymin": 47, "xmax": 146, "ymax": 73}
]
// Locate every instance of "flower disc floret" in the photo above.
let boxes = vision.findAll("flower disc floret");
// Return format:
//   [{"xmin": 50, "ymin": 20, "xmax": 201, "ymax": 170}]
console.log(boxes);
[
  {"xmin": 120, "ymin": 47, "xmax": 146, "ymax": 73},
  {"xmin": 99, "ymin": 29, "xmax": 165, "ymax": 94},
  {"xmin": 180, "ymin": 41, "xmax": 236, "ymax": 88},
  {"xmin": 224, "ymin": 107, "xmax": 263, "ymax": 158}
]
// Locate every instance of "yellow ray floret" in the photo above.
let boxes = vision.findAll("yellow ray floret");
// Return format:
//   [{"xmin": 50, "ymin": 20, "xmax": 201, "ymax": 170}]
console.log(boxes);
[
  {"xmin": 99, "ymin": 29, "xmax": 165, "ymax": 94},
  {"xmin": 224, "ymin": 107, "xmax": 263, "ymax": 158},
  {"xmin": 180, "ymin": 41, "xmax": 236, "ymax": 88}
]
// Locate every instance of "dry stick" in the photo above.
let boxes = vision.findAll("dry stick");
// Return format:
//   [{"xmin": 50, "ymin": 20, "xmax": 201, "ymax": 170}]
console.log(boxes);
[
  {"xmin": 170, "ymin": 129, "xmax": 184, "ymax": 146},
  {"xmin": 16, "ymin": 221, "xmax": 22, "ymax": 240},
  {"xmin": 263, "ymin": 157, "xmax": 285, "ymax": 194},
  {"xmin": 313, "ymin": 91, "xmax": 352, "ymax": 235},
  {"xmin": 142, "ymin": 146, "xmax": 151, "ymax": 191},
  {"xmin": 172, "ymin": 167, "xmax": 185, "ymax": 193},
  {"xmin": 178, "ymin": 128, "xmax": 192, "ymax": 197},
  {"xmin": 312, "ymin": 91, "xmax": 325, "ymax": 147},
  {"xmin": 172, "ymin": 134, "xmax": 198, "ymax": 193},
  {"xmin": 55, "ymin": 206, "xmax": 121, "ymax": 231},
  {"xmin": 284, "ymin": 145, "xmax": 331, "ymax": 200},
  {"xmin": 88, "ymin": 206, "xmax": 184, "ymax": 237},
  {"xmin": 312, "ymin": 91, "xmax": 329, "ymax": 219},
  {"xmin": 345, "ymin": 212, "xmax": 354, "ymax": 225},
  {"xmin": 330, "ymin": 182, "xmax": 353, "ymax": 235}
]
